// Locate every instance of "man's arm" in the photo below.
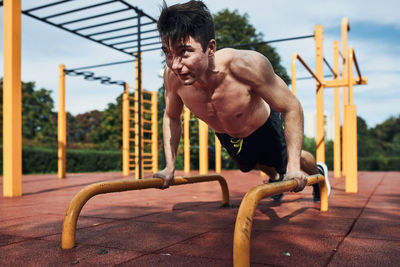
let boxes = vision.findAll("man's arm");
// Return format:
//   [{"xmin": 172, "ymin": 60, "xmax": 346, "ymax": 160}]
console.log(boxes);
[
  {"xmin": 231, "ymin": 50, "xmax": 306, "ymax": 191},
  {"xmin": 153, "ymin": 69, "xmax": 184, "ymax": 188}
]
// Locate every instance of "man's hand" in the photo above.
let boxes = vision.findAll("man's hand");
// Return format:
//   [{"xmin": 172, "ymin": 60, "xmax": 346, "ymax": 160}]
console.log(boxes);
[
  {"xmin": 284, "ymin": 171, "xmax": 307, "ymax": 192},
  {"xmin": 153, "ymin": 168, "xmax": 175, "ymax": 189}
]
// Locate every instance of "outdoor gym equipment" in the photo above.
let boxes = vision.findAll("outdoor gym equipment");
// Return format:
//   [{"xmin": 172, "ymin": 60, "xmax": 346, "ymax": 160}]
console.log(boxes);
[
  {"xmin": 233, "ymin": 174, "xmax": 328, "ymax": 267},
  {"xmin": 61, "ymin": 174, "xmax": 229, "ymax": 249}
]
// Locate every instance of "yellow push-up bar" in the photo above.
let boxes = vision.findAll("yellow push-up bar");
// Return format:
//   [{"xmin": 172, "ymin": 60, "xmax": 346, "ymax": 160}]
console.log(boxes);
[
  {"xmin": 233, "ymin": 174, "xmax": 328, "ymax": 267},
  {"xmin": 61, "ymin": 174, "xmax": 229, "ymax": 249}
]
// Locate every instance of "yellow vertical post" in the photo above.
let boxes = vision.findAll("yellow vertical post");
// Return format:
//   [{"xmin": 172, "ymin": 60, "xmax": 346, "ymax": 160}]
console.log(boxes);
[
  {"xmin": 199, "ymin": 119, "xmax": 208, "ymax": 175},
  {"xmin": 184, "ymin": 107, "xmax": 191, "ymax": 173},
  {"xmin": 341, "ymin": 18, "xmax": 349, "ymax": 177},
  {"xmin": 345, "ymin": 47, "xmax": 358, "ymax": 193},
  {"xmin": 3, "ymin": 0, "xmax": 22, "ymax": 197},
  {"xmin": 215, "ymin": 135, "xmax": 221, "ymax": 173},
  {"xmin": 122, "ymin": 83, "xmax": 130, "ymax": 176},
  {"xmin": 151, "ymin": 91, "xmax": 158, "ymax": 173},
  {"xmin": 58, "ymin": 64, "xmax": 67, "ymax": 179},
  {"xmin": 291, "ymin": 53, "xmax": 298, "ymax": 96},
  {"xmin": 333, "ymin": 41, "xmax": 341, "ymax": 178},
  {"xmin": 134, "ymin": 57, "xmax": 139, "ymax": 179},
  {"xmin": 139, "ymin": 87, "xmax": 144, "ymax": 177},
  {"xmin": 315, "ymin": 25, "xmax": 325, "ymax": 163}
]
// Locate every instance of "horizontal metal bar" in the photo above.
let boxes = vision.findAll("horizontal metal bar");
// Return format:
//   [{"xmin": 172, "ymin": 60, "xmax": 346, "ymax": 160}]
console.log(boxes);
[
  {"xmin": 23, "ymin": 0, "xmax": 72, "ymax": 13},
  {"xmin": 129, "ymin": 46, "xmax": 161, "ymax": 55},
  {"xmin": 110, "ymin": 35, "xmax": 159, "ymax": 46},
  {"xmin": 61, "ymin": 175, "xmax": 230, "ymax": 249},
  {"xmin": 118, "ymin": 0, "xmax": 158, "ymax": 23},
  {"xmin": 59, "ymin": 8, "xmax": 130, "ymax": 26},
  {"xmin": 21, "ymin": 11, "xmax": 133, "ymax": 57},
  {"xmin": 43, "ymin": 1, "xmax": 116, "ymax": 20},
  {"xmin": 88, "ymin": 21, "xmax": 154, "ymax": 37},
  {"xmin": 73, "ymin": 16, "xmax": 138, "ymax": 32},
  {"xmin": 121, "ymin": 41, "xmax": 161, "ymax": 50},
  {"xmin": 324, "ymin": 76, "xmax": 367, "ymax": 88},
  {"xmin": 296, "ymin": 74, "xmax": 333, "ymax": 81},
  {"xmin": 70, "ymin": 59, "xmax": 135, "ymax": 71},
  {"xmin": 221, "ymin": 34, "xmax": 315, "ymax": 49},
  {"xmin": 99, "ymin": 28, "xmax": 158, "ymax": 42},
  {"xmin": 233, "ymin": 174, "xmax": 327, "ymax": 267}
]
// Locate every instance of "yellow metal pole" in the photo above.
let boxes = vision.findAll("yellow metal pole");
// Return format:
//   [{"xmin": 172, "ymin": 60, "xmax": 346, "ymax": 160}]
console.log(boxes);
[
  {"xmin": 140, "ymin": 83, "xmax": 144, "ymax": 177},
  {"xmin": 291, "ymin": 53, "xmax": 298, "ymax": 96},
  {"xmin": 3, "ymin": 0, "xmax": 22, "ymax": 197},
  {"xmin": 315, "ymin": 25, "xmax": 325, "ymax": 163},
  {"xmin": 233, "ymin": 174, "xmax": 328, "ymax": 267},
  {"xmin": 199, "ymin": 119, "xmax": 208, "ymax": 175},
  {"xmin": 333, "ymin": 41, "xmax": 341, "ymax": 178},
  {"xmin": 151, "ymin": 91, "xmax": 158, "ymax": 173},
  {"xmin": 345, "ymin": 47, "xmax": 358, "ymax": 193},
  {"xmin": 122, "ymin": 83, "xmax": 130, "ymax": 176},
  {"xmin": 184, "ymin": 107, "xmax": 190, "ymax": 173},
  {"xmin": 61, "ymin": 174, "xmax": 230, "ymax": 249},
  {"xmin": 57, "ymin": 64, "xmax": 67, "ymax": 179},
  {"xmin": 134, "ymin": 90, "xmax": 139, "ymax": 179},
  {"xmin": 215, "ymin": 135, "xmax": 221, "ymax": 173},
  {"xmin": 341, "ymin": 18, "xmax": 349, "ymax": 177}
]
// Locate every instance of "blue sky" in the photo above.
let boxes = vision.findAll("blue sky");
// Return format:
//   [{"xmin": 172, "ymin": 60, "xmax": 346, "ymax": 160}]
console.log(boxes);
[{"xmin": 0, "ymin": 0, "xmax": 399, "ymax": 128}]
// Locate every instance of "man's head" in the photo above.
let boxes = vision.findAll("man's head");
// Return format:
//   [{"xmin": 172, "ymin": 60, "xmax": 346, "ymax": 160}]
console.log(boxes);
[{"xmin": 157, "ymin": 0, "xmax": 215, "ymax": 52}]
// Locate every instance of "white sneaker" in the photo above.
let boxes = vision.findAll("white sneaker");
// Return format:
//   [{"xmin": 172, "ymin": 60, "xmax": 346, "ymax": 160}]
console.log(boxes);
[{"xmin": 317, "ymin": 162, "xmax": 331, "ymax": 197}]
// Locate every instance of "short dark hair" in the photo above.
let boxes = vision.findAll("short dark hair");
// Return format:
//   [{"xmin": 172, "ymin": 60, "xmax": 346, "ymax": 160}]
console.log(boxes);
[{"xmin": 157, "ymin": 0, "xmax": 215, "ymax": 52}]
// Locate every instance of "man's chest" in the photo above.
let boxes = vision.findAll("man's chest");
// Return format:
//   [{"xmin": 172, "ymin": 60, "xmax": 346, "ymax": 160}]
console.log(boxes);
[{"xmin": 177, "ymin": 79, "xmax": 254, "ymax": 120}]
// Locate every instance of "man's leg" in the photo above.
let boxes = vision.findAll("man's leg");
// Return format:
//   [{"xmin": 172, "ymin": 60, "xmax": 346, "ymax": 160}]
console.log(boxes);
[
  {"xmin": 257, "ymin": 164, "xmax": 279, "ymax": 181},
  {"xmin": 300, "ymin": 150, "xmax": 331, "ymax": 201},
  {"xmin": 256, "ymin": 164, "xmax": 285, "ymax": 201}
]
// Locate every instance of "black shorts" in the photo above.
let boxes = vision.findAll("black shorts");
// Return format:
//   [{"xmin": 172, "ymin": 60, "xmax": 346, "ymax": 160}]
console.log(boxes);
[{"xmin": 215, "ymin": 108, "xmax": 287, "ymax": 175}]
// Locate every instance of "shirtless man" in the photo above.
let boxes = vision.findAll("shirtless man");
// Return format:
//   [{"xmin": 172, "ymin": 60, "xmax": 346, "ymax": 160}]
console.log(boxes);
[{"xmin": 154, "ymin": 0, "xmax": 330, "ymax": 201}]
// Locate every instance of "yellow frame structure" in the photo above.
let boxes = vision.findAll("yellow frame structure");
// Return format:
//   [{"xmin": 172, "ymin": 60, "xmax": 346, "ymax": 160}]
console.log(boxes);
[
  {"xmin": 61, "ymin": 174, "xmax": 230, "ymax": 249},
  {"xmin": 3, "ymin": 0, "xmax": 22, "ymax": 197},
  {"xmin": 183, "ymin": 110, "xmax": 222, "ymax": 174},
  {"xmin": 233, "ymin": 174, "xmax": 328, "ymax": 266},
  {"xmin": 58, "ymin": 64, "xmax": 67, "ymax": 179},
  {"xmin": 291, "ymin": 18, "xmax": 367, "ymax": 193}
]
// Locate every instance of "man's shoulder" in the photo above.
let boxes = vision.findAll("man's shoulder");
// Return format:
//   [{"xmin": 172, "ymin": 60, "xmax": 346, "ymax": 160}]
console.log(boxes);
[{"xmin": 219, "ymin": 49, "xmax": 270, "ymax": 82}]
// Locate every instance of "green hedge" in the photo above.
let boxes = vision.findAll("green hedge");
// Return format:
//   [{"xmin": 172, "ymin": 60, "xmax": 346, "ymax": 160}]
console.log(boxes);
[
  {"xmin": 358, "ymin": 157, "xmax": 400, "ymax": 171},
  {"xmin": 0, "ymin": 147, "xmax": 122, "ymax": 174},
  {"xmin": 0, "ymin": 147, "xmax": 399, "ymax": 174}
]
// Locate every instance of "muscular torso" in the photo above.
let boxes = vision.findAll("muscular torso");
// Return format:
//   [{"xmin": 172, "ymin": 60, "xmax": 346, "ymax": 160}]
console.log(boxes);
[{"xmin": 171, "ymin": 49, "xmax": 271, "ymax": 138}]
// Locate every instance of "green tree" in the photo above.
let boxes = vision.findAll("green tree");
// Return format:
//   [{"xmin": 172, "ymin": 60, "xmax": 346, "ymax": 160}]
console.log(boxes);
[
  {"xmin": 213, "ymin": 9, "xmax": 290, "ymax": 84},
  {"xmin": 0, "ymin": 78, "xmax": 57, "ymax": 146},
  {"xmin": 370, "ymin": 114, "xmax": 400, "ymax": 156},
  {"xmin": 90, "ymin": 94, "xmax": 123, "ymax": 149},
  {"xmin": 68, "ymin": 110, "xmax": 103, "ymax": 144},
  {"xmin": 357, "ymin": 116, "xmax": 383, "ymax": 157}
]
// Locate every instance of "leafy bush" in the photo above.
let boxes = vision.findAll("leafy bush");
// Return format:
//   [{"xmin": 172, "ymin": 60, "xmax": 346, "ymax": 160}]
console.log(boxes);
[{"xmin": 0, "ymin": 146, "xmax": 122, "ymax": 174}]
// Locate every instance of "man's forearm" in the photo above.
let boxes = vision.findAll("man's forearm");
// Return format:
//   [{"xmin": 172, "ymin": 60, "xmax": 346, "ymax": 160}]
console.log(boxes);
[
  {"xmin": 283, "ymin": 107, "xmax": 304, "ymax": 172},
  {"xmin": 163, "ymin": 114, "xmax": 182, "ymax": 171}
]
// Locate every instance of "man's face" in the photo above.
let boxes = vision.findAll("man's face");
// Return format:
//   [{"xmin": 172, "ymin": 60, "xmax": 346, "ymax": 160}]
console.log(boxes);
[{"xmin": 162, "ymin": 36, "xmax": 210, "ymax": 85}]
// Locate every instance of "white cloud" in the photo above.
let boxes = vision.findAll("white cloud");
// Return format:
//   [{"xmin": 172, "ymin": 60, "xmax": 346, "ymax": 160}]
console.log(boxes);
[{"xmin": 1, "ymin": 0, "xmax": 399, "ymax": 126}]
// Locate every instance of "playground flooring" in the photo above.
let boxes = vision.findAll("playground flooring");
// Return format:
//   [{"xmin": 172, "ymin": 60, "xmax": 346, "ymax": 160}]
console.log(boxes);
[{"xmin": 0, "ymin": 170, "xmax": 399, "ymax": 266}]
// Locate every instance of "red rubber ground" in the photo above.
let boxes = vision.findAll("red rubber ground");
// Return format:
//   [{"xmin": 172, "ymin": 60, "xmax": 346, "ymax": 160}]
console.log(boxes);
[{"xmin": 1, "ymin": 170, "xmax": 399, "ymax": 266}]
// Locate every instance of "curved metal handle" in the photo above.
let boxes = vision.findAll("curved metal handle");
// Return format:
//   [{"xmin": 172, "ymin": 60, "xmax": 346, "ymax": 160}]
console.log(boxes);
[
  {"xmin": 233, "ymin": 174, "xmax": 328, "ymax": 267},
  {"xmin": 62, "ymin": 174, "xmax": 229, "ymax": 249}
]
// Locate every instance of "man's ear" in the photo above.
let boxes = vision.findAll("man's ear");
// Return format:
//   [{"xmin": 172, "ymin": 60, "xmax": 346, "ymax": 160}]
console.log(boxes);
[{"xmin": 208, "ymin": 39, "xmax": 216, "ymax": 56}]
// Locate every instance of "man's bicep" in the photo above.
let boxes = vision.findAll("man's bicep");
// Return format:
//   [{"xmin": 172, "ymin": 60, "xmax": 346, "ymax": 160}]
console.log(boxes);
[{"xmin": 164, "ymin": 83, "xmax": 184, "ymax": 120}]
